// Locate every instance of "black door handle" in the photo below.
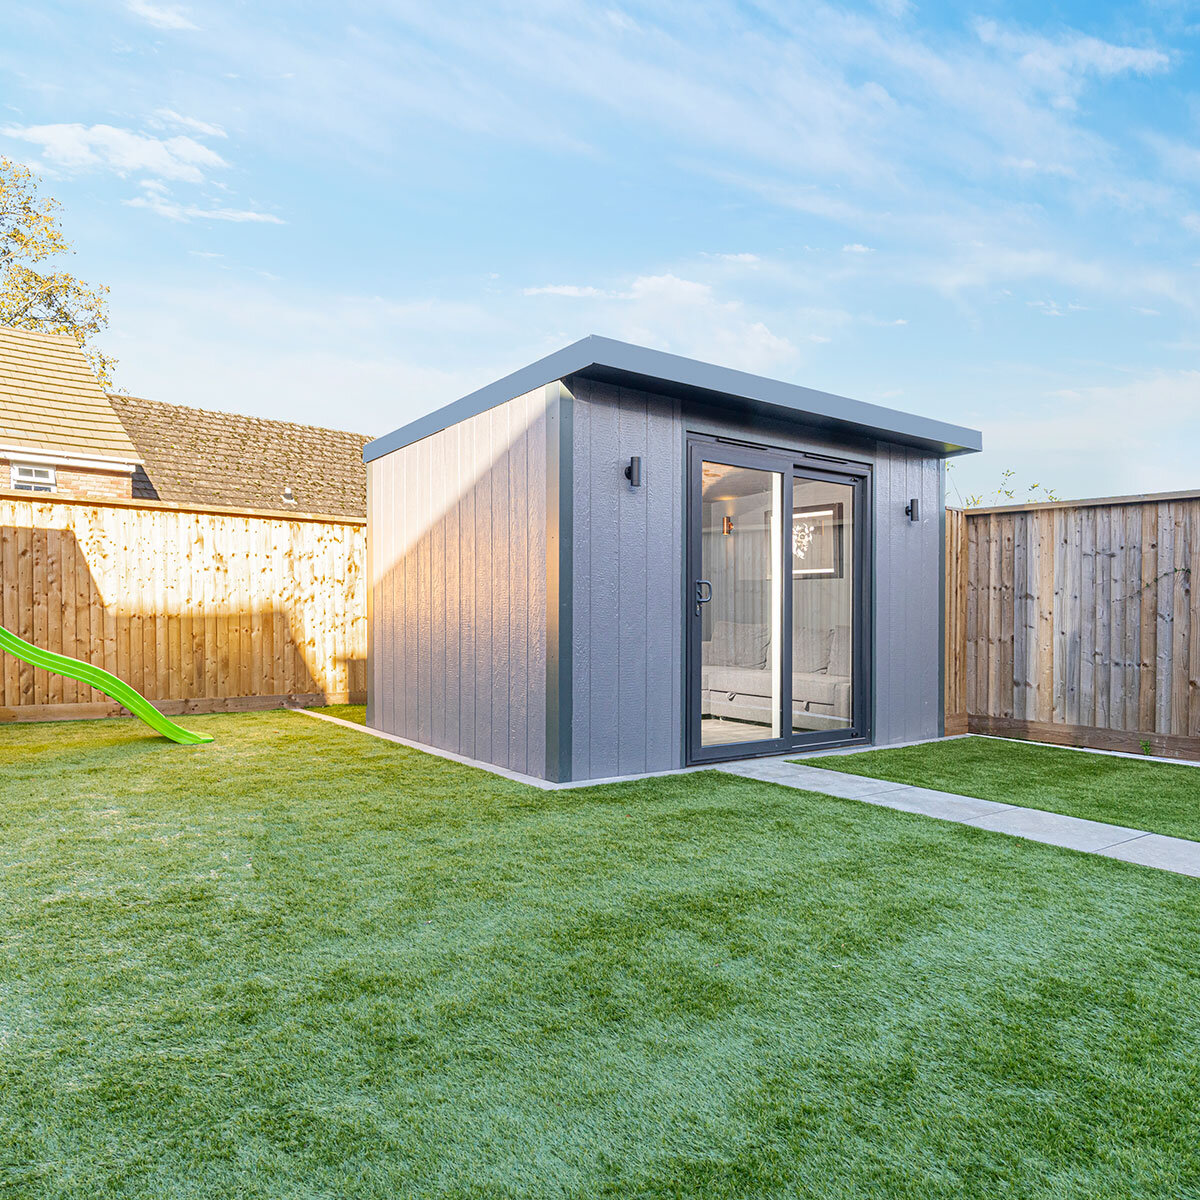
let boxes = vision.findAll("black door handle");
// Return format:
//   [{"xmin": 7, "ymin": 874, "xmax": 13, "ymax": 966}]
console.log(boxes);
[{"xmin": 695, "ymin": 579, "xmax": 712, "ymax": 616}]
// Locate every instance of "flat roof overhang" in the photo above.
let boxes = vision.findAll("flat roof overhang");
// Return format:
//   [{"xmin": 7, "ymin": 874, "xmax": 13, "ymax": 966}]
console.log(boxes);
[{"xmin": 363, "ymin": 335, "xmax": 983, "ymax": 463}]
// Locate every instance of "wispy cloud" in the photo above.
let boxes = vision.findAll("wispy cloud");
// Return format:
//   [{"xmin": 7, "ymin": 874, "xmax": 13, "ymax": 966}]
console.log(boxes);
[
  {"xmin": 975, "ymin": 21, "xmax": 1168, "ymax": 84},
  {"xmin": 125, "ymin": 190, "xmax": 284, "ymax": 224},
  {"xmin": 152, "ymin": 109, "xmax": 227, "ymax": 139},
  {"xmin": 1026, "ymin": 299, "xmax": 1087, "ymax": 317},
  {"xmin": 126, "ymin": 0, "xmax": 198, "ymax": 31},
  {"xmin": 1, "ymin": 122, "xmax": 225, "ymax": 182},
  {"xmin": 522, "ymin": 284, "xmax": 607, "ymax": 298}
]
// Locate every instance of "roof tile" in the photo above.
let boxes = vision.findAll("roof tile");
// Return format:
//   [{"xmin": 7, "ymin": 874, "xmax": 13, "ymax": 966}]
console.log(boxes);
[
  {"xmin": 0, "ymin": 327, "xmax": 141, "ymax": 463},
  {"xmin": 110, "ymin": 395, "xmax": 370, "ymax": 519}
]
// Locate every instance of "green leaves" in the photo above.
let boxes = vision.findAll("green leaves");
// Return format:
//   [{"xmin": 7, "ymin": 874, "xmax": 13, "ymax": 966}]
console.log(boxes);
[{"xmin": 0, "ymin": 157, "xmax": 115, "ymax": 386}]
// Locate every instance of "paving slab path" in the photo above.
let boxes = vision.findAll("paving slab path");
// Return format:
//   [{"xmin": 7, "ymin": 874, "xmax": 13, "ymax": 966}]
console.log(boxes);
[{"xmin": 716, "ymin": 758, "xmax": 1200, "ymax": 879}]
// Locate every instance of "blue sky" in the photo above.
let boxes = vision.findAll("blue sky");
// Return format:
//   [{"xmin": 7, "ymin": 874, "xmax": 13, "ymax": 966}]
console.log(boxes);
[{"xmin": 4, "ymin": 1, "xmax": 1200, "ymax": 501}]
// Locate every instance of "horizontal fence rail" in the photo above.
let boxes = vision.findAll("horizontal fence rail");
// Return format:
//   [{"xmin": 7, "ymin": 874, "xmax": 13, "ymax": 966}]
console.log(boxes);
[
  {"xmin": 945, "ymin": 493, "xmax": 1200, "ymax": 760},
  {"xmin": 0, "ymin": 491, "xmax": 366, "ymax": 722}
]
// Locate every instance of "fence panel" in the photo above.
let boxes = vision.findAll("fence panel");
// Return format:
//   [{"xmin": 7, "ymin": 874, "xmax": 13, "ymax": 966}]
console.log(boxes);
[
  {"xmin": 945, "ymin": 492, "xmax": 1200, "ymax": 760},
  {"xmin": 0, "ymin": 491, "xmax": 366, "ymax": 721}
]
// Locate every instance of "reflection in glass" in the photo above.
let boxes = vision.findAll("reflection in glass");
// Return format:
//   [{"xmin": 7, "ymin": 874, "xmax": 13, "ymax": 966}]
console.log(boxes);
[
  {"xmin": 792, "ymin": 477, "xmax": 854, "ymax": 733},
  {"xmin": 699, "ymin": 462, "xmax": 782, "ymax": 746}
]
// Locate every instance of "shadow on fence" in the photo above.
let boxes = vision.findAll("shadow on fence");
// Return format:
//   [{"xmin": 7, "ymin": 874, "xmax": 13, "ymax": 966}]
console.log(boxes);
[{"xmin": 0, "ymin": 505, "xmax": 366, "ymax": 722}]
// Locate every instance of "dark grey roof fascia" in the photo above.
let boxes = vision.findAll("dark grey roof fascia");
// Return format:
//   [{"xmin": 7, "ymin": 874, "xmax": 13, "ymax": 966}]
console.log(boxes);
[{"xmin": 363, "ymin": 335, "xmax": 982, "ymax": 463}]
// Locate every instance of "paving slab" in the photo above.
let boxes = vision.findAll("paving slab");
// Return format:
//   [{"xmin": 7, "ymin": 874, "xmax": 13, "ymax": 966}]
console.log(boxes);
[
  {"xmin": 968, "ymin": 806, "xmax": 1146, "ymax": 853},
  {"xmin": 721, "ymin": 760, "xmax": 908, "ymax": 799},
  {"xmin": 858, "ymin": 785, "xmax": 1013, "ymax": 822},
  {"xmin": 1097, "ymin": 834, "xmax": 1200, "ymax": 878},
  {"xmin": 715, "ymin": 756, "xmax": 1200, "ymax": 880}
]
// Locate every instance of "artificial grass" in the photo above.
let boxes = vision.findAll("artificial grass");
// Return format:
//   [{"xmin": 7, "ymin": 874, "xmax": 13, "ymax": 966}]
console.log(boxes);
[
  {"xmin": 308, "ymin": 703, "xmax": 367, "ymax": 725},
  {"xmin": 798, "ymin": 736, "xmax": 1200, "ymax": 843},
  {"xmin": 0, "ymin": 711, "xmax": 1198, "ymax": 1198}
]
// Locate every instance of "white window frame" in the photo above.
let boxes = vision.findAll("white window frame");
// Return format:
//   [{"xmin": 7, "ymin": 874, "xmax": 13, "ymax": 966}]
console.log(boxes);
[{"xmin": 10, "ymin": 462, "xmax": 56, "ymax": 493}]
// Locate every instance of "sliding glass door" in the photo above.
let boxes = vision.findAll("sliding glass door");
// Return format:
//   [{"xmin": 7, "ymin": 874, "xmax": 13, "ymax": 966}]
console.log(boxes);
[
  {"xmin": 790, "ymin": 475, "xmax": 858, "ymax": 739},
  {"xmin": 688, "ymin": 446, "xmax": 787, "ymax": 761},
  {"xmin": 687, "ymin": 440, "xmax": 869, "ymax": 763}
]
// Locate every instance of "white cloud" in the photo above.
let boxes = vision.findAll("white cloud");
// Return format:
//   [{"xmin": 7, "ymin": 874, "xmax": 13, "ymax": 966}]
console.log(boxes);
[
  {"xmin": 522, "ymin": 284, "xmax": 608, "ymax": 298},
  {"xmin": 519, "ymin": 269, "xmax": 800, "ymax": 372},
  {"xmin": 1, "ymin": 123, "xmax": 225, "ymax": 182},
  {"xmin": 842, "ymin": 243, "xmax": 875, "ymax": 253},
  {"xmin": 125, "ymin": 191, "xmax": 284, "ymax": 223},
  {"xmin": 708, "ymin": 252, "xmax": 761, "ymax": 263},
  {"xmin": 1026, "ymin": 298, "xmax": 1087, "ymax": 316},
  {"xmin": 974, "ymin": 21, "xmax": 1167, "ymax": 112},
  {"xmin": 604, "ymin": 273, "xmax": 796, "ymax": 372},
  {"xmin": 975, "ymin": 21, "xmax": 1168, "ymax": 80},
  {"xmin": 153, "ymin": 109, "xmax": 227, "ymax": 139},
  {"xmin": 126, "ymin": 0, "xmax": 198, "ymax": 31}
]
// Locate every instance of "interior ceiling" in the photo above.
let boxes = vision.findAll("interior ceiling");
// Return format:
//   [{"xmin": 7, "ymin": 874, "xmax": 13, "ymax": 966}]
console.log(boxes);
[
  {"xmin": 701, "ymin": 462, "xmax": 770, "ymax": 502},
  {"xmin": 702, "ymin": 462, "xmax": 851, "ymax": 506}
]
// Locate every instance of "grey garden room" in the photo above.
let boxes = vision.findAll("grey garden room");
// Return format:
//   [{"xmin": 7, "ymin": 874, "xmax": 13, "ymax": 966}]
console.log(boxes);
[{"xmin": 364, "ymin": 336, "xmax": 982, "ymax": 784}]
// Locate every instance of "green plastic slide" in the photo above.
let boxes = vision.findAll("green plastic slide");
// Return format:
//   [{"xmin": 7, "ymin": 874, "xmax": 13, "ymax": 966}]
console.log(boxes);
[{"xmin": 0, "ymin": 623, "xmax": 213, "ymax": 745}]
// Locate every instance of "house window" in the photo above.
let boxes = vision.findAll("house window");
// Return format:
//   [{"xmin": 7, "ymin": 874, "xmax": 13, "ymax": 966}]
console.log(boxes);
[{"xmin": 11, "ymin": 463, "xmax": 56, "ymax": 493}]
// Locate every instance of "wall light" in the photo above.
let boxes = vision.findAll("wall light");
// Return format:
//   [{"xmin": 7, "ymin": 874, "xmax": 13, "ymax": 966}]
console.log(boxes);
[
  {"xmin": 905, "ymin": 498, "xmax": 920, "ymax": 522},
  {"xmin": 624, "ymin": 456, "xmax": 642, "ymax": 487},
  {"xmin": 723, "ymin": 515, "xmax": 734, "ymax": 536}
]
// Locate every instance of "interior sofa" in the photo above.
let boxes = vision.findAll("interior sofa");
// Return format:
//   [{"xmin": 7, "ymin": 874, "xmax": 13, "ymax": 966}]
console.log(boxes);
[{"xmin": 702, "ymin": 619, "xmax": 851, "ymax": 732}]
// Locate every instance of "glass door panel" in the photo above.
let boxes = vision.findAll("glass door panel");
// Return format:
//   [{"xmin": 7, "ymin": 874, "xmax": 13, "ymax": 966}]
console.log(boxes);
[
  {"xmin": 698, "ymin": 460, "xmax": 783, "ymax": 747},
  {"xmin": 791, "ymin": 476, "xmax": 855, "ymax": 735}
]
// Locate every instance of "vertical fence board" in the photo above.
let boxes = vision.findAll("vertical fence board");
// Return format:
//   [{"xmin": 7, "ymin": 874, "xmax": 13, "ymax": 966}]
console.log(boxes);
[
  {"xmin": 0, "ymin": 494, "xmax": 366, "ymax": 720},
  {"xmin": 948, "ymin": 494, "xmax": 1200, "ymax": 760}
]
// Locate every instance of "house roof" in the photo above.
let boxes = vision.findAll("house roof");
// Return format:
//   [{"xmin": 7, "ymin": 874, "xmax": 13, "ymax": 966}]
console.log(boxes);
[
  {"xmin": 110, "ymin": 394, "xmax": 370, "ymax": 519},
  {"xmin": 0, "ymin": 326, "xmax": 142, "ymax": 467},
  {"xmin": 363, "ymin": 335, "xmax": 983, "ymax": 463}
]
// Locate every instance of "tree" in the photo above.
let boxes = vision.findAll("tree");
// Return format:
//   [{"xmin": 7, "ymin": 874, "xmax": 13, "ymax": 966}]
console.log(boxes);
[{"xmin": 0, "ymin": 156, "xmax": 115, "ymax": 385}]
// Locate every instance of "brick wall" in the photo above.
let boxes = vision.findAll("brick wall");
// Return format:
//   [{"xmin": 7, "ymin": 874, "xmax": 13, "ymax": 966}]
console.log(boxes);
[{"xmin": 1, "ymin": 458, "xmax": 133, "ymax": 501}]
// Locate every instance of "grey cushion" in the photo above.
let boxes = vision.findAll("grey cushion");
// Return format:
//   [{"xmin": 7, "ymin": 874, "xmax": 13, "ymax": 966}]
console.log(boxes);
[
  {"xmin": 794, "ymin": 626, "xmax": 834, "ymax": 674},
  {"xmin": 708, "ymin": 619, "xmax": 770, "ymax": 669},
  {"xmin": 828, "ymin": 624, "xmax": 852, "ymax": 675}
]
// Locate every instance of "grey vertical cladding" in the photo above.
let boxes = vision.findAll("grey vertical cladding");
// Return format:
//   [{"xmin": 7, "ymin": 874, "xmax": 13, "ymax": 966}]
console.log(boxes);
[
  {"xmin": 544, "ymin": 381, "xmax": 572, "ymax": 783},
  {"xmin": 871, "ymin": 441, "xmax": 943, "ymax": 745},
  {"xmin": 570, "ymin": 378, "xmax": 683, "ymax": 778},
  {"xmin": 365, "ymin": 388, "xmax": 549, "ymax": 776}
]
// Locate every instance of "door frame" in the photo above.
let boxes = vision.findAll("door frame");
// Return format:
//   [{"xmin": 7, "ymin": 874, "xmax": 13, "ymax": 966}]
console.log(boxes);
[{"xmin": 685, "ymin": 436, "xmax": 873, "ymax": 765}]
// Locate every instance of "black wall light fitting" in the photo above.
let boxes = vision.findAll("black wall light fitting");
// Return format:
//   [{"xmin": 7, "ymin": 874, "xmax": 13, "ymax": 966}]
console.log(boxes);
[
  {"xmin": 624, "ymin": 456, "xmax": 642, "ymax": 487},
  {"xmin": 905, "ymin": 498, "xmax": 920, "ymax": 522}
]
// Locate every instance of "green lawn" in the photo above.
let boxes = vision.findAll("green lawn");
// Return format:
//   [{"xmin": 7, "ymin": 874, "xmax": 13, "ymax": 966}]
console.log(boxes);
[
  {"xmin": 310, "ymin": 703, "xmax": 367, "ymax": 725},
  {"xmin": 799, "ymin": 736, "xmax": 1200, "ymax": 843},
  {"xmin": 2, "ymin": 712, "xmax": 1199, "ymax": 1198}
]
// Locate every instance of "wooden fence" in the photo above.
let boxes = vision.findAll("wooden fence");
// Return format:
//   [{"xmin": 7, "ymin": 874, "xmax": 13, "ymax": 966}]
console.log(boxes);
[
  {"xmin": 0, "ymin": 491, "xmax": 366, "ymax": 722},
  {"xmin": 944, "ymin": 491, "xmax": 1200, "ymax": 760}
]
